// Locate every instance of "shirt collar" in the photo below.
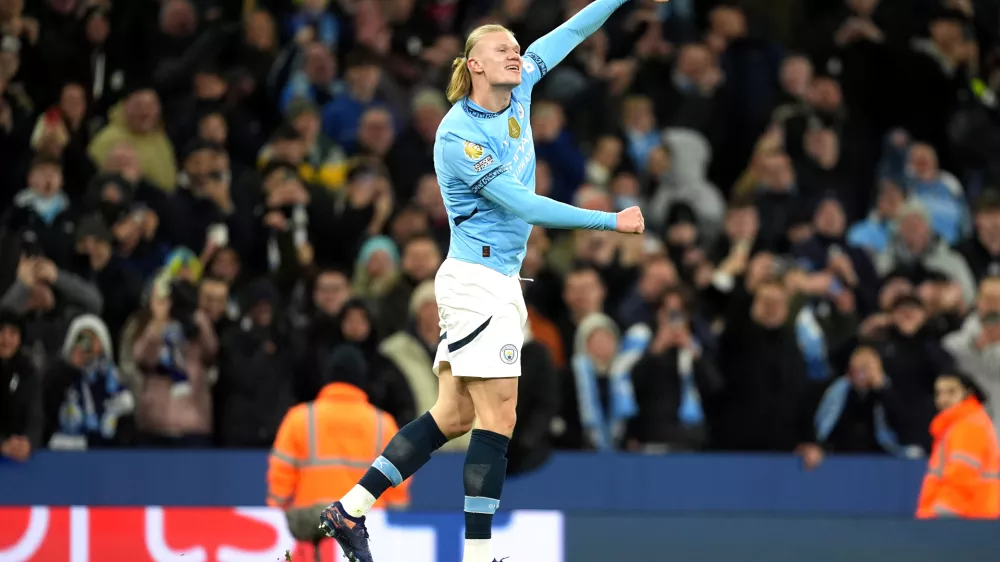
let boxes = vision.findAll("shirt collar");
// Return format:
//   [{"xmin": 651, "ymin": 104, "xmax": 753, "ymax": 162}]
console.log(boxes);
[{"xmin": 462, "ymin": 97, "xmax": 508, "ymax": 119}]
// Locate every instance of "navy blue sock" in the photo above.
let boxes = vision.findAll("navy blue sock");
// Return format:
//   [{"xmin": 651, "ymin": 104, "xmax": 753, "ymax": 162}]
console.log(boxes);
[
  {"xmin": 463, "ymin": 429, "xmax": 510, "ymax": 540},
  {"xmin": 358, "ymin": 412, "xmax": 449, "ymax": 497}
]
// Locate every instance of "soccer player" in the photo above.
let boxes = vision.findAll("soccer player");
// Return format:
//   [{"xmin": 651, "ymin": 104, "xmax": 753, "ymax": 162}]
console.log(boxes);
[{"xmin": 320, "ymin": 1, "xmax": 650, "ymax": 560}]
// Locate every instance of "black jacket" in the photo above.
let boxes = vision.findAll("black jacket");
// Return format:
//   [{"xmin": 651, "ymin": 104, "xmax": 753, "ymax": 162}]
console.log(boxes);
[{"xmin": 0, "ymin": 352, "xmax": 42, "ymax": 446}]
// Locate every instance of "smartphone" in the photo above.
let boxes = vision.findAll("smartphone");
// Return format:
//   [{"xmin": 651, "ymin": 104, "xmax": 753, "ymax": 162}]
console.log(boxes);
[{"xmin": 208, "ymin": 223, "xmax": 229, "ymax": 247}]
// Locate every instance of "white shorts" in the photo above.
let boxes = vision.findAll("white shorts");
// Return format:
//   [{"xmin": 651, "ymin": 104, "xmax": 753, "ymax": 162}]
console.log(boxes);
[{"xmin": 432, "ymin": 258, "xmax": 528, "ymax": 379}]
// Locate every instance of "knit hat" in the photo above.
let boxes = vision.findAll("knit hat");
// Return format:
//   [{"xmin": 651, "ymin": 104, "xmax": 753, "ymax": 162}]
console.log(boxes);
[
  {"xmin": 76, "ymin": 214, "xmax": 114, "ymax": 244},
  {"xmin": 323, "ymin": 344, "xmax": 369, "ymax": 388},
  {"xmin": 0, "ymin": 309, "xmax": 23, "ymax": 334}
]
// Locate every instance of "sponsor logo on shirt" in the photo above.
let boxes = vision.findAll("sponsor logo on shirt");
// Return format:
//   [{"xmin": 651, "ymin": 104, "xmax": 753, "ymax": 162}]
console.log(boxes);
[
  {"xmin": 473, "ymin": 155, "xmax": 495, "ymax": 173},
  {"xmin": 463, "ymin": 141, "xmax": 484, "ymax": 160}
]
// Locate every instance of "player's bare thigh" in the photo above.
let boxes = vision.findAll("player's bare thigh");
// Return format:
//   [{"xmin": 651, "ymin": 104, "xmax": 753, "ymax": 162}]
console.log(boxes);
[
  {"xmin": 429, "ymin": 361, "xmax": 477, "ymax": 439},
  {"xmin": 465, "ymin": 377, "xmax": 518, "ymax": 438}
]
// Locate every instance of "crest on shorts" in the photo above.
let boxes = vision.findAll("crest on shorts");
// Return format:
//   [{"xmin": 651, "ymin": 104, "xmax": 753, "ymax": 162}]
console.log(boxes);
[
  {"xmin": 508, "ymin": 117, "xmax": 521, "ymax": 139},
  {"xmin": 500, "ymin": 344, "xmax": 519, "ymax": 364},
  {"xmin": 463, "ymin": 141, "xmax": 484, "ymax": 160}
]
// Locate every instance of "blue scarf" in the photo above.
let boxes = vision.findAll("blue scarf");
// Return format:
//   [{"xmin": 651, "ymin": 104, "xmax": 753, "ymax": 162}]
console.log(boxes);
[
  {"xmin": 15, "ymin": 189, "xmax": 69, "ymax": 225},
  {"xmin": 58, "ymin": 359, "xmax": 128, "ymax": 439},
  {"xmin": 795, "ymin": 306, "xmax": 830, "ymax": 380},
  {"xmin": 676, "ymin": 346, "xmax": 704, "ymax": 426},
  {"xmin": 157, "ymin": 321, "xmax": 190, "ymax": 384},
  {"xmin": 814, "ymin": 377, "xmax": 920, "ymax": 457},
  {"xmin": 572, "ymin": 326, "xmax": 646, "ymax": 451}
]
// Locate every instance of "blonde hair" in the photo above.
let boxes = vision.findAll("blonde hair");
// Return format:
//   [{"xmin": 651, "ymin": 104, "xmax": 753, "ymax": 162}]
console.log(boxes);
[{"xmin": 446, "ymin": 24, "xmax": 513, "ymax": 104}]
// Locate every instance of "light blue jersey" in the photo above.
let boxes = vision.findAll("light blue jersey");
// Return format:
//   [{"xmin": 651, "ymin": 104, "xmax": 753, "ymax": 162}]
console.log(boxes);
[{"xmin": 434, "ymin": 0, "xmax": 628, "ymax": 277}]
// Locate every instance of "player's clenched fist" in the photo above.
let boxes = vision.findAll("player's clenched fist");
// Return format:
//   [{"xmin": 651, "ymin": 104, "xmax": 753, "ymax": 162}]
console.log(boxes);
[{"xmin": 615, "ymin": 206, "xmax": 645, "ymax": 234}]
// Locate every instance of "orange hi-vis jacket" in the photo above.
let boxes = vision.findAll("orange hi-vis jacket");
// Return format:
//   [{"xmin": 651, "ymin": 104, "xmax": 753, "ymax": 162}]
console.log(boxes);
[
  {"xmin": 267, "ymin": 383, "xmax": 409, "ymax": 509},
  {"xmin": 916, "ymin": 397, "xmax": 1000, "ymax": 519}
]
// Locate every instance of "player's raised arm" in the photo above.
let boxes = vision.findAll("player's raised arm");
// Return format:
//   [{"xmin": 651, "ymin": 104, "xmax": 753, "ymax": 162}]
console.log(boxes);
[
  {"xmin": 521, "ymin": 0, "xmax": 637, "ymax": 89},
  {"xmin": 442, "ymin": 134, "xmax": 643, "ymax": 233}
]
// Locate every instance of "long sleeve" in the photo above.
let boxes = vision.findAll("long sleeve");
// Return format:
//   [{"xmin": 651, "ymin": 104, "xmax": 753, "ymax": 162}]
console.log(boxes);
[
  {"xmin": 441, "ymin": 133, "xmax": 616, "ymax": 231},
  {"xmin": 53, "ymin": 269, "xmax": 104, "ymax": 314},
  {"xmin": 479, "ymin": 169, "xmax": 617, "ymax": 230},
  {"xmin": 927, "ymin": 424, "xmax": 990, "ymax": 517},
  {"xmin": 521, "ymin": 0, "xmax": 630, "ymax": 90},
  {"xmin": 0, "ymin": 280, "xmax": 32, "ymax": 313},
  {"xmin": 268, "ymin": 406, "xmax": 305, "ymax": 508}
]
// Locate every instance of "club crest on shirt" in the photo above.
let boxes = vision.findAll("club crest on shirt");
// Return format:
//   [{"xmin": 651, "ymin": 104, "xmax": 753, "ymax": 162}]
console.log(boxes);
[
  {"xmin": 463, "ymin": 141, "xmax": 484, "ymax": 160},
  {"xmin": 508, "ymin": 116, "xmax": 521, "ymax": 139},
  {"xmin": 473, "ymin": 154, "xmax": 495, "ymax": 173}
]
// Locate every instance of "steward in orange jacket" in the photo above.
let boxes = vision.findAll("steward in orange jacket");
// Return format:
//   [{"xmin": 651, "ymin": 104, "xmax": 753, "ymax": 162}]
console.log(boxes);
[
  {"xmin": 268, "ymin": 346, "xmax": 409, "ymax": 511},
  {"xmin": 916, "ymin": 373, "xmax": 1000, "ymax": 519}
]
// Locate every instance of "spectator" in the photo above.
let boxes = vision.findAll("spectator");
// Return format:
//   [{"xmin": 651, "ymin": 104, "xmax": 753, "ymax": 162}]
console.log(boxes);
[
  {"xmin": 916, "ymin": 371, "xmax": 1000, "ymax": 519},
  {"xmin": 561, "ymin": 312, "xmax": 638, "ymax": 451},
  {"xmin": 281, "ymin": 42, "xmax": 340, "ymax": 112},
  {"xmin": 285, "ymin": 0, "xmax": 340, "ymax": 51},
  {"xmin": 902, "ymin": 143, "xmax": 971, "ymax": 245},
  {"xmin": 88, "ymin": 87, "xmax": 178, "ymax": 193},
  {"xmin": 804, "ymin": 345, "xmax": 922, "ymax": 468},
  {"xmin": 508, "ymin": 321, "xmax": 560, "ymax": 476},
  {"xmin": 286, "ymin": 99, "xmax": 349, "ymax": 192},
  {"xmin": 5, "ymin": 156, "xmax": 74, "ymax": 267},
  {"xmin": 292, "ymin": 267, "xmax": 352, "ymax": 401},
  {"xmin": 376, "ymin": 233, "xmax": 440, "ymax": 338},
  {"xmin": 716, "ymin": 280, "xmax": 810, "ymax": 451},
  {"xmin": 42, "ymin": 313, "xmax": 134, "ymax": 449},
  {"xmin": 321, "ymin": 49, "xmax": 386, "ymax": 152},
  {"xmin": 616, "ymin": 255, "xmax": 677, "ymax": 329},
  {"xmin": 944, "ymin": 277, "xmax": 1000, "ymax": 432},
  {"xmin": 877, "ymin": 200, "xmax": 977, "ymax": 305},
  {"xmin": 957, "ymin": 189, "xmax": 1000, "ymax": 283},
  {"xmin": 1, "ymin": 254, "xmax": 103, "ymax": 371},
  {"xmin": 336, "ymin": 298, "xmax": 413, "ymax": 426},
  {"xmin": 0, "ymin": 310, "xmax": 40, "ymax": 461},
  {"xmin": 127, "ymin": 274, "xmax": 217, "ymax": 446},
  {"xmin": 73, "ymin": 214, "xmax": 142, "ymax": 347},
  {"xmin": 846, "ymin": 178, "xmax": 906, "ymax": 256},
  {"xmin": 628, "ymin": 287, "xmax": 723, "ymax": 451},
  {"xmin": 215, "ymin": 279, "xmax": 296, "ymax": 448},
  {"xmin": 165, "ymin": 140, "xmax": 254, "ymax": 262},
  {"xmin": 385, "ymin": 89, "xmax": 445, "ymax": 201},
  {"xmin": 857, "ymin": 293, "xmax": 954, "ymax": 451},
  {"xmin": 379, "ymin": 280, "xmax": 467, "ymax": 451}
]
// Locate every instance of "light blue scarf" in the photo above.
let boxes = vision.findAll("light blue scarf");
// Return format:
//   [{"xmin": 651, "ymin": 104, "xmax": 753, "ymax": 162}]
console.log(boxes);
[
  {"xmin": 795, "ymin": 306, "xmax": 830, "ymax": 380},
  {"xmin": 676, "ymin": 346, "xmax": 704, "ymax": 426},
  {"xmin": 572, "ymin": 325, "xmax": 647, "ymax": 451},
  {"xmin": 15, "ymin": 189, "xmax": 69, "ymax": 225},
  {"xmin": 814, "ymin": 377, "xmax": 923, "ymax": 457},
  {"xmin": 58, "ymin": 359, "xmax": 128, "ymax": 439}
]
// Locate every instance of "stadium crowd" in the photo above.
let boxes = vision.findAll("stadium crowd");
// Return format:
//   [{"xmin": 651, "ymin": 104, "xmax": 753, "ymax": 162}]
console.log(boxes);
[{"xmin": 0, "ymin": 0, "xmax": 999, "ymax": 475}]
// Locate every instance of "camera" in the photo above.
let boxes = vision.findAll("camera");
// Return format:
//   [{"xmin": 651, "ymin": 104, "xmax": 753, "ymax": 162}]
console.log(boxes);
[{"xmin": 168, "ymin": 279, "xmax": 200, "ymax": 339}]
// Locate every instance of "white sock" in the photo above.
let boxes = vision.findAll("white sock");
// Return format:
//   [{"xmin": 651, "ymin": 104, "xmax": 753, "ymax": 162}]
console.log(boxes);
[
  {"xmin": 340, "ymin": 485, "xmax": 377, "ymax": 518},
  {"xmin": 463, "ymin": 539, "xmax": 493, "ymax": 562}
]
